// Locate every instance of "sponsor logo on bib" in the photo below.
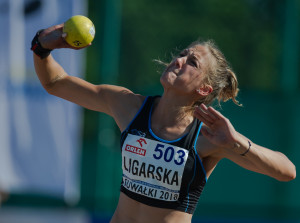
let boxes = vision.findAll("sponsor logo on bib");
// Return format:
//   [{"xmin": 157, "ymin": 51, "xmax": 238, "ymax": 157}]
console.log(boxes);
[{"xmin": 125, "ymin": 144, "xmax": 146, "ymax": 156}]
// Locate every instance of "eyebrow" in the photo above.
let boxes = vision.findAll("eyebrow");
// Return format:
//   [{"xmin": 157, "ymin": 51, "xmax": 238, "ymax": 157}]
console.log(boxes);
[
  {"xmin": 178, "ymin": 49, "xmax": 203, "ymax": 66},
  {"xmin": 181, "ymin": 49, "xmax": 201, "ymax": 57},
  {"xmin": 179, "ymin": 49, "xmax": 189, "ymax": 55}
]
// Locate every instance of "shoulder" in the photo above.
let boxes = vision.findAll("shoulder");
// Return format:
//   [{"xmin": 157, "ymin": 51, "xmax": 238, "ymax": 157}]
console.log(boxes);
[
  {"xmin": 104, "ymin": 86, "xmax": 147, "ymax": 131},
  {"xmin": 95, "ymin": 84, "xmax": 146, "ymax": 109}
]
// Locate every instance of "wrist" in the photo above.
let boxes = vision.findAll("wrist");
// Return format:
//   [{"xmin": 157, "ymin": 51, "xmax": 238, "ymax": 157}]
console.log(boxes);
[
  {"xmin": 232, "ymin": 134, "xmax": 252, "ymax": 156},
  {"xmin": 240, "ymin": 140, "xmax": 251, "ymax": 156},
  {"xmin": 31, "ymin": 29, "xmax": 52, "ymax": 59}
]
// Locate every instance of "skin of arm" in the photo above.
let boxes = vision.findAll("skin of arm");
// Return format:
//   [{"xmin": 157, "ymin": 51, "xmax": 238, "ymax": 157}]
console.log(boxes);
[
  {"xmin": 194, "ymin": 104, "xmax": 296, "ymax": 182},
  {"xmin": 219, "ymin": 132, "xmax": 296, "ymax": 182},
  {"xmin": 33, "ymin": 25, "xmax": 144, "ymax": 131}
]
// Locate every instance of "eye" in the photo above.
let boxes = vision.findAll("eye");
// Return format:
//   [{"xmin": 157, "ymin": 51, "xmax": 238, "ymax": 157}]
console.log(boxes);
[
  {"xmin": 190, "ymin": 60, "xmax": 197, "ymax": 67},
  {"xmin": 188, "ymin": 57, "xmax": 198, "ymax": 67}
]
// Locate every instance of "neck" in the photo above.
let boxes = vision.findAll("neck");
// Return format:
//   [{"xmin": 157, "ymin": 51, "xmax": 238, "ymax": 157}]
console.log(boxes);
[{"xmin": 151, "ymin": 92, "xmax": 196, "ymax": 131}]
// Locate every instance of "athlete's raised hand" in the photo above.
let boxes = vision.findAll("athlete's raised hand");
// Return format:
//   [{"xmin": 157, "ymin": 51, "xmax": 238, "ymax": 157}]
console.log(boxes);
[
  {"xmin": 194, "ymin": 104, "xmax": 238, "ymax": 149},
  {"xmin": 38, "ymin": 24, "xmax": 90, "ymax": 50}
]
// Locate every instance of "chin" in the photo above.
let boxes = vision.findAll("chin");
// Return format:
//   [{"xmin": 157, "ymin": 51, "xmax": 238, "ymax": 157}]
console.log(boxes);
[
  {"xmin": 159, "ymin": 75, "xmax": 167, "ymax": 87},
  {"xmin": 160, "ymin": 72, "xmax": 173, "ymax": 87}
]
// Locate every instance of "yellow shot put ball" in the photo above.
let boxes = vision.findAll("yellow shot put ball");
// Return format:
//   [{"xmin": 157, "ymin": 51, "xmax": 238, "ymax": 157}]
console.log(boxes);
[{"xmin": 63, "ymin": 15, "xmax": 95, "ymax": 48}]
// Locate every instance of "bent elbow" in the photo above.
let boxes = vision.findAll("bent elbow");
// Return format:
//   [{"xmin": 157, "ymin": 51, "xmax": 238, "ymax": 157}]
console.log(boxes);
[
  {"xmin": 279, "ymin": 174, "xmax": 296, "ymax": 182},
  {"xmin": 287, "ymin": 168, "xmax": 296, "ymax": 181},
  {"xmin": 41, "ymin": 74, "xmax": 67, "ymax": 96},
  {"xmin": 43, "ymin": 84, "xmax": 56, "ymax": 95},
  {"xmin": 40, "ymin": 83, "xmax": 56, "ymax": 95},
  {"xmin": 277, "ymin": 166, "xmax": 296, "ymax": 182}
]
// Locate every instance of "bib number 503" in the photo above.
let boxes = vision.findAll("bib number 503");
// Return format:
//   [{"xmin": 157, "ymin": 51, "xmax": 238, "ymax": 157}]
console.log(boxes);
[{"xmin": 153, "ymin": 144, "xmax": 186, "ymax": 165}]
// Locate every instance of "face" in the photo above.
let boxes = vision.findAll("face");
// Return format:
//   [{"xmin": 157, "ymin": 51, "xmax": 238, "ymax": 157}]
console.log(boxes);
[{"xmin": 160, "ymin": 45, "xmax": 210, "ymax": 95}]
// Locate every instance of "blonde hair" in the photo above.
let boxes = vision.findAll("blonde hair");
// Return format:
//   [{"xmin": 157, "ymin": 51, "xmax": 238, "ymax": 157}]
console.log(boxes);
[{"xmin": 189, "ymin": 40, "xmax": 241, "ymax": 107}]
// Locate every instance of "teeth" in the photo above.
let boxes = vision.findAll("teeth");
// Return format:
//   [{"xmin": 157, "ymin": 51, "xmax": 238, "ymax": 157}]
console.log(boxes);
[
  {"xmin": 167, "ymin": 67, "xmax": 179, "ymax": 76},
  {"xmin": 173, "ymin": 69, "xmax": 180, "ymax": 75}
]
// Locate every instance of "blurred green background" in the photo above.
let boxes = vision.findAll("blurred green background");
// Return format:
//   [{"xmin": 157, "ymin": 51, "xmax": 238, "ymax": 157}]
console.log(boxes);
[{"xmin": 5, "ymin": 0, "xmax": 300, "ymax": 222}]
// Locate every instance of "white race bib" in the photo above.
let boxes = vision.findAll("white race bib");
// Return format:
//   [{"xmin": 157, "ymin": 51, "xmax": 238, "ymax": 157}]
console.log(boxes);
[{"xmin": 122, "ymin": 134, "xmax": 189, "ymax": 201}]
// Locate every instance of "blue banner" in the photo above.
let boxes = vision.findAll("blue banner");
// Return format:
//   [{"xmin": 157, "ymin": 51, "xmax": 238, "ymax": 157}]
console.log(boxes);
[{"xmin": 0, "ymin": 0, "xmax": 87, "ymax": 203}]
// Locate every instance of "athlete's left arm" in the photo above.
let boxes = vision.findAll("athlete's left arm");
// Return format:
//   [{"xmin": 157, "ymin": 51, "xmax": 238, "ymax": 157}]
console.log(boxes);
[{"xmin": 194, "ymin": 104, "xmax": 296, "ymax": 182}]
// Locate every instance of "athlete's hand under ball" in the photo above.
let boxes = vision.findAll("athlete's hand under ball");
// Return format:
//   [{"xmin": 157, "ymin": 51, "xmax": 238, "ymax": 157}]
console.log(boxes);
[{"xmin": 38, "ymin": 24, "xmax": 91, "ymax": 51}]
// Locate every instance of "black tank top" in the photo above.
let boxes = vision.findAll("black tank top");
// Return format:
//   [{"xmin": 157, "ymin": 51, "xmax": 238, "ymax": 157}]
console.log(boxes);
[{"xmin": 120, "ymin": 96, "xmax": 207, "ymax": 214}]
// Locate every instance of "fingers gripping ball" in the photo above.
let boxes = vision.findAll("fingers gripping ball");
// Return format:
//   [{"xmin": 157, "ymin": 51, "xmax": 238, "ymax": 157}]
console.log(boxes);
[{"xmin": 63, "ymin": 15, "xmax": 95, "ymax": 48}]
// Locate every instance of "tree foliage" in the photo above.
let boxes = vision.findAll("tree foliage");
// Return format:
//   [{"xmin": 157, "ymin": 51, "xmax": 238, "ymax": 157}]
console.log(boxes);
[{"xmin": 116, "ymin": 0, "xmax": 286, "ymax": 94}]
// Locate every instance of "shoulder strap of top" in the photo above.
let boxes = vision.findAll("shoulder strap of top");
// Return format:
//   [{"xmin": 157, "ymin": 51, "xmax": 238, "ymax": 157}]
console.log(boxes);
[
  {"xmin": 183, "ymin": 119, "xmax": 202, "ymax": 149},
  {"xmin": 130, "ymin": 96, "xmax": 158, "ymax": 126},
  {"xmin": 120, "ymin": 95, "xmax": 159, "ymax": 147},
  {"xmin": 121, "ymin": 95, "xmax": 159, "ymax": 134}
]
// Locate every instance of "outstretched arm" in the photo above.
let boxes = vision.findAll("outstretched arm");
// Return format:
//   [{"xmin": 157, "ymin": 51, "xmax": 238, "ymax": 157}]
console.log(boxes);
[
  {"xmin": 33, "ymin": 24, "xmax": 144, "ymax": 131},
  {"xmin": 194, "ymin": 104, "xmax": 296, "ymax": 182}
]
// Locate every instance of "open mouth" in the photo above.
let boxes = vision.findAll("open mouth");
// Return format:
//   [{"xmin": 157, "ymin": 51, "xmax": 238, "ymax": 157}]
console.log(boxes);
[
  {"xmin": 173, "ymin": 69, "xmax": 180, "ymax": 76},
  {"xmin": 165, "ymin": 65, "xmax": 180, "ymax": 76}
]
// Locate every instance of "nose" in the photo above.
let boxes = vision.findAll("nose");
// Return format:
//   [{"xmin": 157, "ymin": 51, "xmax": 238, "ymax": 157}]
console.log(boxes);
[{"xmin": 175, "ymin": 57, "xmax": 186, "ymax": 68}]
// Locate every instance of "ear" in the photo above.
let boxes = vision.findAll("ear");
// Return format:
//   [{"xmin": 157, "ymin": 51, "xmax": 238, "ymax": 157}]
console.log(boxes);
[{"xmin": 196, "ymin": 85, "xmax": 213, "ymax": 96}]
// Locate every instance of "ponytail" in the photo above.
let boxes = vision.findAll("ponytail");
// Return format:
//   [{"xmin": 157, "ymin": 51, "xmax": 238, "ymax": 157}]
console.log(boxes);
[
  {"xmin": 218, "ymin": 68, "xmax": 241, "ymax": 106},
  {"xmin": 189, "ymin": 40, "xmax": 242, "ymax": 107}
]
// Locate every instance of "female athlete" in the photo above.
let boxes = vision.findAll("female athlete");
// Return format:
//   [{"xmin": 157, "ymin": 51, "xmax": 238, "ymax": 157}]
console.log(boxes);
[{"xmin": 31, "ymin": 24, "xmax": 296, "ymax": 223}]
